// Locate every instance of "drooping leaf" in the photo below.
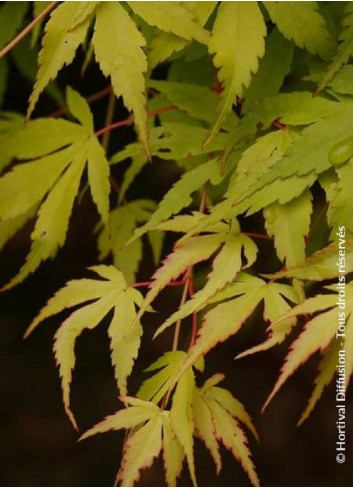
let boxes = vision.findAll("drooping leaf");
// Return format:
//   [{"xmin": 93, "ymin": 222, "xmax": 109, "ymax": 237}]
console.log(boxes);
[
  {"xmin": 28, "ymin": 2, "xmax": 96, "ymax": 117},
  {"xmin": 170, "ymin": 368, "xmax": 197, "ymax": 486},
  {"xmin": 162, "ymin": 412, "xmax": 185, "ymax": 487},
  {"xmin": 298, "ymin": 339, "xmax": 340, "ymax": 425},
  {"xmin": 193, "ymin": 388, "xmax": 222, "ymax": 473},
  {"xmin": 263, "ymin": 283, "xmax": 353, "ymax": 411},
  {"xmin": 264, "ymin": 241, "xmax": 353, "ymax": 281},
  {"xmin": 205, "ymin": 2, "xmax": 266, "ymax": 144},
  {"xmin": 87, "ymin": 136, "xmax": 110, "ymax": 227},
  {"xmin": 206, "ymin": 396, "xmax": 259, "ymax": 486},
  {"xmin": 25, "ymin": 266, "xmax": 145, "ymax": 426},
  {"xmin": 93, "ymin": 1, "xmax": 149, "ymax": 158},
  {"xmin": 117, "ymin": 414, "xmax": 163, "ymax": 487}
]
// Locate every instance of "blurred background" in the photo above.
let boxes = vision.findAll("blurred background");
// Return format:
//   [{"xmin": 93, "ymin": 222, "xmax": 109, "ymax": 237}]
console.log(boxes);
[{"xmin": 0, "ymin": 7, "xmax": 353, "ymax": 486}]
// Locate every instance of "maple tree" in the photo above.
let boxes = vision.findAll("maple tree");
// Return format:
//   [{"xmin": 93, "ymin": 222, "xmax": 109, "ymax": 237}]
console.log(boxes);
[{"xmin": 0, "ymin": 1, "xmax": 353, "ymax": 486}]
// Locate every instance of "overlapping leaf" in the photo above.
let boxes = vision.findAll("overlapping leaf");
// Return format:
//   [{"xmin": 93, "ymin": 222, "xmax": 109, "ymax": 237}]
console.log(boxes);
[
  {"xmin": 0, "ymin": 91, "xmax": 110, "ymax": 289},
  {"xmin": 25, "ymin": 266, "xmax": 144, "ymax": 428},
  {"xmin": 205, "ymin": 2, "xmax": 266, "ymax": 144},
  {"xmin": 263, "ymin": 282, "xmax": 353, "ymax": 420}
]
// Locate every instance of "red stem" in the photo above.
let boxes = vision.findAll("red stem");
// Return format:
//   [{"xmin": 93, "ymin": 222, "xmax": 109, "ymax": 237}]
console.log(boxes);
[
  {"xmin": 0, "ymin": 1, "xmax": 59, "ymax": 59},
  {"xmin": 94, "ymin": 105, "xmax": 176, "ymax": 138},
  {"xmin": 47, "ymin": 85, "xmax": 112, "ymax": 118},
  {"xmin": 245, "ymin": 232, "xmax": 273, "ymax": 241},
  {"xmin": 131, "ymin": 270, "xmax": 189, "ymax": 289}
]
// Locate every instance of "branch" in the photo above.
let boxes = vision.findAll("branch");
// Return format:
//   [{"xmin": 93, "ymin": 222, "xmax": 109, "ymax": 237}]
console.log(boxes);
[{"xmin": 0, "ymin": 1, "xmax": 59, "ymax": 59}]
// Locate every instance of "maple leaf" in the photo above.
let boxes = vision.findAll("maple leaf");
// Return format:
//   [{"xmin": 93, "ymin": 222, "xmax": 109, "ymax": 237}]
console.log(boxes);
[
  {"xmin": 194, "ymin": 374, "xmax": 259, "ymax": 486},
  {"xmin": 154, "ymin": 232, "xmax": 258, "ymax": 338},
  {"xmin": 25, "ymin": 266, "xmax": 144, "ymax": 429},
  {"xmin": 205, "ymin": 1, "xmax": 266, "ymax": 144},
  {"xmin": 264, "ymin": 1, "xmax": 335, "ymax": 60},
  {"xmin": 0, "ymin": 89, "xmax": 110, "ymax": 289},
  {"xmin": 263, "ymin": 282, "xmax": 353, "ymax": 420}
]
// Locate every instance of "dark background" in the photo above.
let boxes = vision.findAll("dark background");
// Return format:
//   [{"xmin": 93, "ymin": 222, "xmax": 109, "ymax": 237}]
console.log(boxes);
[{"xmin": 0, "ymin": 28, "xmax": 352, "ymax": 488}]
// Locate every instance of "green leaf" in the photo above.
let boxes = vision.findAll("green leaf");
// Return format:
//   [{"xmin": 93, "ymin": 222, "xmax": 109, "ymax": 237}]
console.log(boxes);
[
  {"xmin": 244, "ymin": 28, "xmax": 294, "ymax": 105},
  {"xmin": 205, "ymin": 2, "xmax": 266, "ymax": 144},
  {"xmin": 193, "ymin": 388, "xmax": 222, "ymax": 473},
  {"xmin": 318, "ymin": 3, "xmax": 353, "ymax": 91},
  {"xmin": 265, "ymin": 241, "xmax": 353, "ymax": 281},
  {"xmin": 87, "ymin": 136, "xmax": 110, "ymax": 227},
  {"xmin": 28, "ymin": 2, "xmax": 96, "ymax": 117},
  {"xmin": 128, "ymin": 2, "xmax": 209, "ymax": 45},
  {"xmin": 79, "ymin": 400, "xmax": 160, "ymax": 440},
  {"xmin": 170, "ymin": 368, "xmax": 197, "ymax": 486},
  {"xmin": 174, "ymin": 284, "xmax": 265, "ymax": 380},
  {"xmin": 155, "ymin": 233, "xmax": 258, "ymax": 338},
  {"xmin": 263, "ymin": 284, "xmax": 353, "ymax": 411},
  {"xmin": 0, "ymin": 142, "xmax": 78, "ymax": 221},
  {"xmin": 137, "ymin": 351, "xmax": 186, "ymax": 404},
  {"xmin": 207, "ymin": 396, "xmax": 259, "ymax": 486},
  {"xmin": 109, "ymin": 288, "xmax": 143, "ymax": 397},
  {"xmin": 93, "ymin": 2, "xmax": 150, "ymax": 158},
  {"xmin": 264, "ymin": 1, "xmax": 335, "ymax": 60},
  {"xmin": 264, "ymin": 306, "xmax": 339, "ymax": 411},
  {"xmin": 131, "ymin": 158, "xmax": 222, "ymax": 242},
  {"xmin": 117, "ymin": 413, "xmax": 163, "ymax": 487},
  {"xmin": 297, "ymin": 339, "xmax": 339, "ymax": 426},
  {"xmin": 148, "ymin": 80, "xmax": 237, "ymax": 128},
  {"xmin": 236, "ymin": 282, "xmax": 299, "ymax": 359},
  {"xmin": 162, "ymin": 412, "xmax": 185, "ymax": 487},
  {"xmin": 264, "ymin": 190, "xmax": 313, "ymax": 266},
  {"xmin": 135, "ymin": 233, "xmax": 226, "ymax": 325},
  {"xmin": 327, "ymin": 159, "xmax": 353, "ymax": 236},
  {"xmin": 96, "ymin": 200, "xmax": 157, "ymax": 284},
  {"xmin": 3, "ymin": 144, "xmax": 88, "ymax": 290},
  {"xmin": 25, "ymin": 266, "xmax": 144, "ymax": 426},
  {"xmin": 66, "ymin": 86, "xmax": 94, "ymax": 131},
  {"xmin": 257, "ymin": 92, "xmax": 340, "ymax": 128},
  {"xmin": 204, "ymin": 386, "xmax": 258, "ymax": 441}
]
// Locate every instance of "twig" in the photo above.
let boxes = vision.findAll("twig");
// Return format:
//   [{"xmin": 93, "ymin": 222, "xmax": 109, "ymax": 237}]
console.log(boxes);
[
  {"xmin": 95, "ymin": 105, "xmax": 176, "ymax": 138},
  {"xmin": 47, "ymin": 85, "xmax": 112, "ymax": 118},
  {"xmin": 0, "ymin": 1, "xmax": 59, "ymax": 59}
]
